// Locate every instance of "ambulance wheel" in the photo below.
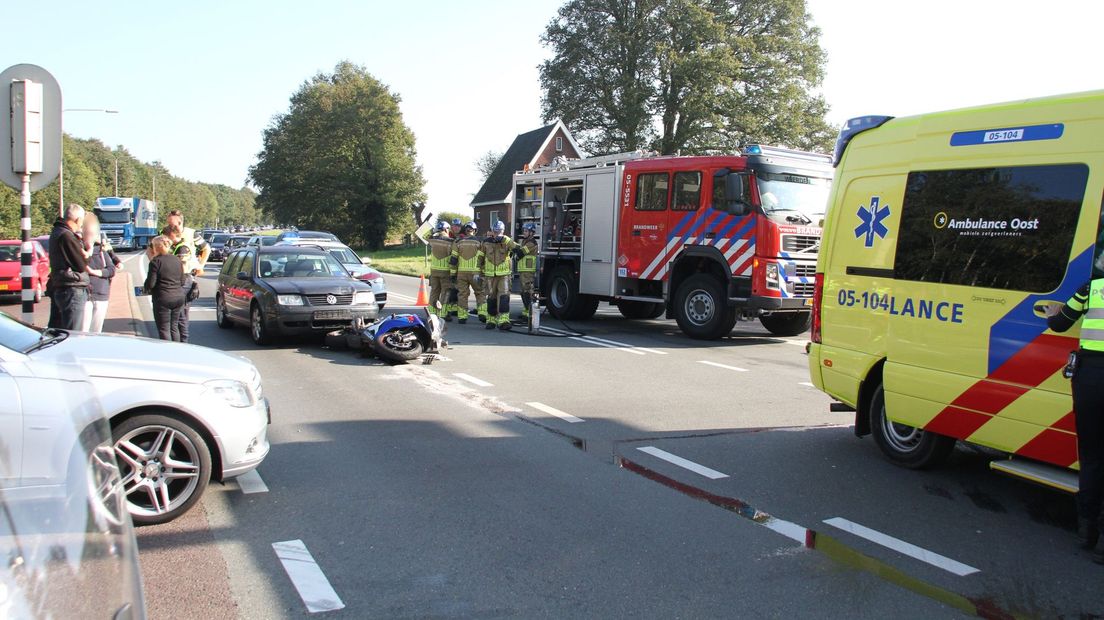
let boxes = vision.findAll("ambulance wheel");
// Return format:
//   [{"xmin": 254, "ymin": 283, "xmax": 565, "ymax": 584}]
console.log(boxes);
[
  {"xmin": 546, "ymin": 267, "xmax": 595, "ymax": 320},
  {"xmin": 675, "ymin": 274, "xmax": 735, "ymax": 340},
  {"xmin": 760, "ymin": 312, "xmax": 811, "ymax": 336},
  {"xmin": 617, "ymin": 300, "xmax": 665, "ymax": 320},
  {"xmin": 869, "ymin": 382, "xmax": 955, "ymax": 469}
]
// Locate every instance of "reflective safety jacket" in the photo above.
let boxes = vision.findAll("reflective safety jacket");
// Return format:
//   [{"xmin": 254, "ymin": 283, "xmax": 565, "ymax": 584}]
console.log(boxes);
[
  {"xmin": 427, "ymin": 232, "xmax": 453, "ymax": 274},
  {"xmin": 451, "ymin": 235, "xmax": 484, "ymax": 274},
  {"xmin": 1051, "ymin": 278, "xmax": 1104, "ymax": 352},
  {"xmin": 481, "ymin": 235, "xmax": 517, "ymax": 277},
  {"xmin": 517, "ymin": 237, "xmax": 538, "ymax": 273}
]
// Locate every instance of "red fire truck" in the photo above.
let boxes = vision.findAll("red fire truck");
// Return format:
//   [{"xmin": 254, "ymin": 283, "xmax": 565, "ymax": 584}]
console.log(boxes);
[{"xmin": 511, "ymin": 146, "xmax": 832, "ymax": 339}]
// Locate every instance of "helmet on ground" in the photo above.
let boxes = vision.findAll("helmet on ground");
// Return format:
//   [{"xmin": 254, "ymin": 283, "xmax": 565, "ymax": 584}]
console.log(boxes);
[
  {"xmin": 493, "ymin": 220, "xmax": 506, "ymax": 234},
  {"xmin": 462, "ymin": 221, "xmax": 477, "ymax": 233},
  {"xmin": 435, "ymin": 220, "xmax": 448, "ymax": 232},
  {"xmin": 522, "ymin": 223, "xmax": 537, "ymax": 233}
]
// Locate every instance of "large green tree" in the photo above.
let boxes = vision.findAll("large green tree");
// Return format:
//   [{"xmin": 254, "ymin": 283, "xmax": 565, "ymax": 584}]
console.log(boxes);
[
  {"xmin": 540, "ymin": 0, "xmax": 834, "ymax": 155},
  {"xmin": 249, "ymin": 62, "xmax": 426, "ymax": 250}
]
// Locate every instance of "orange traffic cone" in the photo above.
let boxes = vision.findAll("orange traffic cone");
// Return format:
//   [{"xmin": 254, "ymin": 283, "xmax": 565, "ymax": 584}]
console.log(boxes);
[{"xmin": 415, "ymin": 276, "xmax": 429, "ymax": 306}]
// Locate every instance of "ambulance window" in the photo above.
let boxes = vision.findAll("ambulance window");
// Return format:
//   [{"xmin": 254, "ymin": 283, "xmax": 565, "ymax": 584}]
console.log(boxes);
[
  {"xmin": 672, "ymin": 172, "xmax": 702, "ymax": 211},
  {"xmin": 893, "ymin": 163, "xmax": 1088, "ymax": 293},
  {"xmin": 635, "ymin": 173, "xmax": 669, "ymax": 211}
]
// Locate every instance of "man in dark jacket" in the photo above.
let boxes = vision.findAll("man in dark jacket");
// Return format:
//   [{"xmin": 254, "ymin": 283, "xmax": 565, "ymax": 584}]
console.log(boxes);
[{"xmin": 47, "ymin": 204, "xmax": 98, "ymax": 330}]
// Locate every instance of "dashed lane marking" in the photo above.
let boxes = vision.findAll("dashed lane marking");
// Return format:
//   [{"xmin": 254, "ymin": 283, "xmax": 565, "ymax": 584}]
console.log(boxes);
[
  {"xmin": 569, "ymin": 336, "xmax": 645, "ymax": 355},
  {"xmin": 823, "ymin": 517, "xmax": 980, "ymax": 577},
  {"xmin": 636, "ymin": 446, "xmax": 729, "ymax": 480},
  {"xmin": 272, "ymin": 539, "xmax": 345, "ymax": 613},
  {"xmin": 697, "ymin": 360, "xmax": 749, "ymax": 372},
  {"xmin": 526, "ymin": 401, "xmax": 584, "ymax": 423},
  {"xmin": 581, "ymin": 334, "xmax": 668, "ymax": 354},
  {"xmin": 235, "ymin": 469, "xmax": 269, "ymax": 494},
  {"xmin": 388, "ymin": 292, "xmax": 417, "ymax": 302},
  {"xmin": 453, "ymin": 373, "xmax": 493, "ymax": 387}
]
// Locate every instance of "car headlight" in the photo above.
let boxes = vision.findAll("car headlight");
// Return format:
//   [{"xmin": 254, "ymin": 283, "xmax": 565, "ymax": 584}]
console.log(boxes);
[
  {"xmin": 203, "ymin": 379, "xmax": 255, "ymax": 408},
  {"xmin": 765, "ymin": 263, "xmax": 780, "ymax": 289},
  {"xmin": 354, "ymin": 291, "xmax": 375, "ymax": 305},
  {"xmin": 277, "ymin": 294, "xmax": 304, "ymax": 306}
]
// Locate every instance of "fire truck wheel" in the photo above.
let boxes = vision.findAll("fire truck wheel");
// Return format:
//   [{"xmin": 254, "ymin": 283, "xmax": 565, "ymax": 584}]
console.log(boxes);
[
  {"xmin": 869, "ymin": 382, "xmax": 955, "ymax": 469},
  {"xmin": 759, "ymin": 312, "xmax": 811, "ymax": 336},
  {"xmin": 546, "ymin": 267, "xmax": 597, "ymax": 320},
  {"xmin": 617, "ymin": 300, "xmax": 665, "ymax": 320},
  {"xmin": 674, "ymin": 274, "xmax": 735, "ymax": 340}
]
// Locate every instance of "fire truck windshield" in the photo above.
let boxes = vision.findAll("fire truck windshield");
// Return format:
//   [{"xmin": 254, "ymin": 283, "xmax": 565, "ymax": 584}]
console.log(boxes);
[{"xmin": 755, "ymin": 172, "xmax": 830, "ymax": 225}]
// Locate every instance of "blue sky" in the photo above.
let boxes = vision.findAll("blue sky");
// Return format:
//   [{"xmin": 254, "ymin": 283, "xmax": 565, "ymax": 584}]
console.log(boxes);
[{"xmin": 4, "ymin": 1, "xmax": 1102, "ymax": 218}]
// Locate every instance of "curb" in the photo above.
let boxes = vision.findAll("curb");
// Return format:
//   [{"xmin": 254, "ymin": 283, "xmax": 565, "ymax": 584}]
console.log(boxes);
[{"xmin": 124, "ymin": 271, "xmax": 150, "ymax": 338}]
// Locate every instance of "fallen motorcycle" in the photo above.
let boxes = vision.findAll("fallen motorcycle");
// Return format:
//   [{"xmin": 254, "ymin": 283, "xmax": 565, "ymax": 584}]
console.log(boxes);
[{"xmin": 326, "ymin": 308, "xmax": 447, "ymax": 363}]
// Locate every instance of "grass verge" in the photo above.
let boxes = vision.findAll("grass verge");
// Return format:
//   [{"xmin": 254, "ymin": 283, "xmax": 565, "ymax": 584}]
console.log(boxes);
[{"xmin": 361, "ymin": 245, "xmax": 429, "ymax": 277}]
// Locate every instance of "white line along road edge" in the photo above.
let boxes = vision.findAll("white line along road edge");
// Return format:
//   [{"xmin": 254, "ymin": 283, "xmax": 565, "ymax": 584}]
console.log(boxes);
[
  {"xmin": 526, "ymin": 401, "xmax": 584, "ymax": 423},
  {"xmin": 697, "ymin": 360, "xmax": 749, "ymax": 372},
  {"xmin": 236, "ymin": 469, "xmax": 269, "ymax": 494},
  {"xmin": 636, "ymin": 446, "xmax": 729, "ymax": 480},
  {"xmin": 823, "ymin": 517, "xmax": 981, "ymax": 577},
  {"xmin": 272, "ymin": 539, "xmax": 346, "ymax": 613},
  {"xmin": 453, "ymin": 373, "xmax": 493, "ymax": 387}
]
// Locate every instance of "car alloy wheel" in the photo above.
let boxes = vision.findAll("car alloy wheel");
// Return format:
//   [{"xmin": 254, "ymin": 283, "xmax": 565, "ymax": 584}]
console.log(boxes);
[{"xmin": 112, "ymin": 414, "xmax": 210, "ymax": 524}]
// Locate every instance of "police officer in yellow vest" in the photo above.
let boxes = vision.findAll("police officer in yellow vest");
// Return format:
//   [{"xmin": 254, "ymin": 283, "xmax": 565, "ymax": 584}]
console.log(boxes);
[
  {"xmin": 482, "ymin": 220, "xmax": 518, "ymax": 330},
  {"xmin": 1047, "ymin": 256, "xmax": 1104, "ymax": 561},
  {"xmin": 449, "ymin": 222, "xmax": 488, "ymax": 324},
  {"xmin": 514, "ymin": 223, "xmax": 539, "ymax": 321},
  {"xmin": 426, "ymin": 221, "xmax": 453, "ymax": 318}
]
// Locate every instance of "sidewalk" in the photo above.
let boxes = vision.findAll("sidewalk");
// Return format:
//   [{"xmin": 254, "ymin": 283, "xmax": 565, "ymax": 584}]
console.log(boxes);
[{"xmin": 3, "ymin": 271, "xmax": 149, "ymax": 337}]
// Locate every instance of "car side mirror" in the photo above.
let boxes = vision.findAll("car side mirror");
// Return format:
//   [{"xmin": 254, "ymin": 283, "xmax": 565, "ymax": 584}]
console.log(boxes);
[
  {"xmin": 725, "ymin": 173, "xmax": 750, "ymax": 215},
  {"xmin": 236, "ymin": 271, "xmax": 251, "ymax": 281}
]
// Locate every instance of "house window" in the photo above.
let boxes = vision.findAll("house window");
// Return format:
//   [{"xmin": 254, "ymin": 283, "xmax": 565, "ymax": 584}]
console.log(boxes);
[
  {"xmin": 476, "ymin": 212, "xmax": 481, "ymax": 221},
  {"xmin": 490, "ymin": 210, "xmax": 499, "ymax": 226},
  {"xmin": 555, "ymin": 136, "xmax": 563, "ymax": 152}
]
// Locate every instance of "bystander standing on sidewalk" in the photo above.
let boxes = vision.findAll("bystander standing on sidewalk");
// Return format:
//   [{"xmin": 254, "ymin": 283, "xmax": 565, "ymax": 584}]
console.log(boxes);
[
  {"xmin": 80, "ymin": 213, "xmax": 121, "ymax": 333},
  {"xmin": 165, "ymin": 211, "xmax": 208, "ymax": 343},
  {"xmin": 47, "ymin": 204, "xmax": 101, "ymax": 330},
  {"xmin": 145, "ymin": 235, "xmax": 185, "ymax": 341}
]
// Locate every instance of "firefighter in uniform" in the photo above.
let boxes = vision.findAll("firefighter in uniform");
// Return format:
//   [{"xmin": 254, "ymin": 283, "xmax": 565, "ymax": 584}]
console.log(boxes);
[
  {"xmin": 426, "ymin": 221, "xmax": 453, "ymax": 317},
  {"xmin": 514, "ymin": 223, "xmax": 539, "ymax": 321},
  {"xmin": 445, "ymin": 218, "xmax": 463, "ymax": 319},
  {"xmin": 481, "ymin": 220, "xmax": 518, "ymax": 330},
  {"xmin": 1047, "ymin": 259, "xmax": 1104, "ymax": 562},
  {"xmin": 449, "ymin": 222, "xmax": 487, "ymax": 324}
]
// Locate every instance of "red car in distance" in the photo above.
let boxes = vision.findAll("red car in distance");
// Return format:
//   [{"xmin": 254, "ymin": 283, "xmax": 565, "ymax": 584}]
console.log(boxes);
[{"xmin": 0, "ymin": 240, "xmax": 50, "ymax": 301}]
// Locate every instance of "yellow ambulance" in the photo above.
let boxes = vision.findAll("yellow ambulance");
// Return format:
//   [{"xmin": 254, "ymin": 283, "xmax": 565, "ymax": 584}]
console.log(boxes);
[{"xmin": 809, "ymin": 90, "xmax": 1104, "ymax": 490}]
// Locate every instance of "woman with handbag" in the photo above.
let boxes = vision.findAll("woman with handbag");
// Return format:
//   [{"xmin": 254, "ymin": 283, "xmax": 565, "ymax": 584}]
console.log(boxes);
[
  {"xmin": 80, "ymin": 214, "xmax": 121, "ymax": 333},
  {"xmin": 144, "ymin": 235, "xmax": 186, "ymax": 341}
]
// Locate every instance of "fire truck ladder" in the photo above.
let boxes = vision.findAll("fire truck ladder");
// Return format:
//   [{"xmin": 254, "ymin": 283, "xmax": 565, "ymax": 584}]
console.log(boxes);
[{"xmin": 525, "ymin": 150, "xmax": 659, "ymax": 174}]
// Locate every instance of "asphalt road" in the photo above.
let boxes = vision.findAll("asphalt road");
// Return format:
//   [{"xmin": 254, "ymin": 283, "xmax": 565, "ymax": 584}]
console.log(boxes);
[{"xmin": 123, "ymin": 255, "xmax": 1103, "ymax": 618}]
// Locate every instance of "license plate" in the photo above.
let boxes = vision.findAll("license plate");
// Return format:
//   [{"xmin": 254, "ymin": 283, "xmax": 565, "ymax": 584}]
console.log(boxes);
[{"xmin": 313, "ymin": 310, "xmax": 348, "ymax": 320}]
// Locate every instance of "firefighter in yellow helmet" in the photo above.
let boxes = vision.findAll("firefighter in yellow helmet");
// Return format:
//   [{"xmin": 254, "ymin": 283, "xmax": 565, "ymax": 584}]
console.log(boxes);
[
  {"xmin": 481, "ymin": 220, "xmax": 518, "ymax": 330},
  {"xmin": 426, "ymin": 220, "xmax": 453, "ymax": 317},
  {"xmin": 1047, "ymin": 251, "xmax": 1104, "ymax": 562},
  {"xmin": 514, "ymin": 222, "xmax": 539, "ymax": 321},
  {"xmin": 449, "ymin": 222, "xmax": 488, "ymax": 324}
]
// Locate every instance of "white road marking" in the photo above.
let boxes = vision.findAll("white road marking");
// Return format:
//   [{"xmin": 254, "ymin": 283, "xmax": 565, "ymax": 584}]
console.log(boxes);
[
  {"xmin": 799, "ymin": 382, "xmax": 815, "ymax": 388},
  {"xmin": 568, "ymin": 336, "xmax": 645, "ymax": 355},
  {"xmin": 272, "ymin": 539, "xmax": 345, "ymax": 613},
  {"xmin": 388, "ymin": 292, "xmax": 417, "ymax": 302},
  {"xmin": 581, "ymin": 334, "xmax": 668, "ymax": 354},
  {"xmin": 526, "ymin": 401, "xmax": 584, "ymax": 423},
  {"xmin": 697, "ymin": 360, "xmax": 749, "ymax": 372},
  {"xmin": 453, "ymin": 373, "xmax": 493, "ymax": 387},
  {"xmin": 636, "ymin": 446, "xmax": 729, "ymax": 480},
  {"xmin": 783, "ymin": 340, "xmax": 808, "ymax": 347},
  {"xmin": 823, "ymin": 517, "xmax": 980, "ymax": 576},
  {"xmin": 235, "ymin": 469, "xmax": 269, "ymax": 494},
  {"xmin": 762, "ymin": 517, "xmax": 809, "ymax": 544}
]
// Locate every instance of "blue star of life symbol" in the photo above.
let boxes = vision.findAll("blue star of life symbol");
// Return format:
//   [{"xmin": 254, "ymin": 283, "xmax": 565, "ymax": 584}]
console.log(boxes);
[{"xmin": 854, "ymin": 196, "xmax": 890, "ymax": 248}]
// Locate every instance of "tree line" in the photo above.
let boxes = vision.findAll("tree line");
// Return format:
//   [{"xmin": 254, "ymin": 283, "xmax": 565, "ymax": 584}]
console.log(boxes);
[{"xmin": 0, "ymin": 135, "xmax": 260, "ymax": 239}]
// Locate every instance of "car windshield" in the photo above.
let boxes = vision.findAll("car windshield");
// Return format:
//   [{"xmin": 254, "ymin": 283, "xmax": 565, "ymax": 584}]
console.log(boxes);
[
  {"xmin": 94, "ymin": 209, "xmax": 131, "ymax": 224},
  {"xmin": 0, "ymin": 311, "xmax": 47, "ymax": 352},
  {"xmin": 260, "ymin": 237, "xmax": 278, "ymax": 246},
  {"xmin": 261, "ymin": 252, "xmax": 348, "ymax": 278},
  {"xmin": 756, "ymin": 172, "xmax": 831, "ymax": 224},
  {"xmin": 328, "ymin": 247, "xmax": 360, "ymax": 264},
  {"xmin": 211, "ymin": 234, "xmax": 229, "ymax": 244},
  {"xmin": 0, "ymin": 246, "xmax": 19, "ymax": 261}
]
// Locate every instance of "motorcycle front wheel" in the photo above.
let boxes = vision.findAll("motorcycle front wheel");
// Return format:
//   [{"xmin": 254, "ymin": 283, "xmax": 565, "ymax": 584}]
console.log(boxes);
[{"xmin": 375, "ymin": 330, "xmax": 425, "ymax": 362}]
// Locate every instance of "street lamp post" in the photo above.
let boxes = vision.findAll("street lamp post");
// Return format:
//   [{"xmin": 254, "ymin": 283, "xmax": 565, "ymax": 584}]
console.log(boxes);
[{"xmin": 60, "ymin": 108, "xmax": 118, "ymax": 215}]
